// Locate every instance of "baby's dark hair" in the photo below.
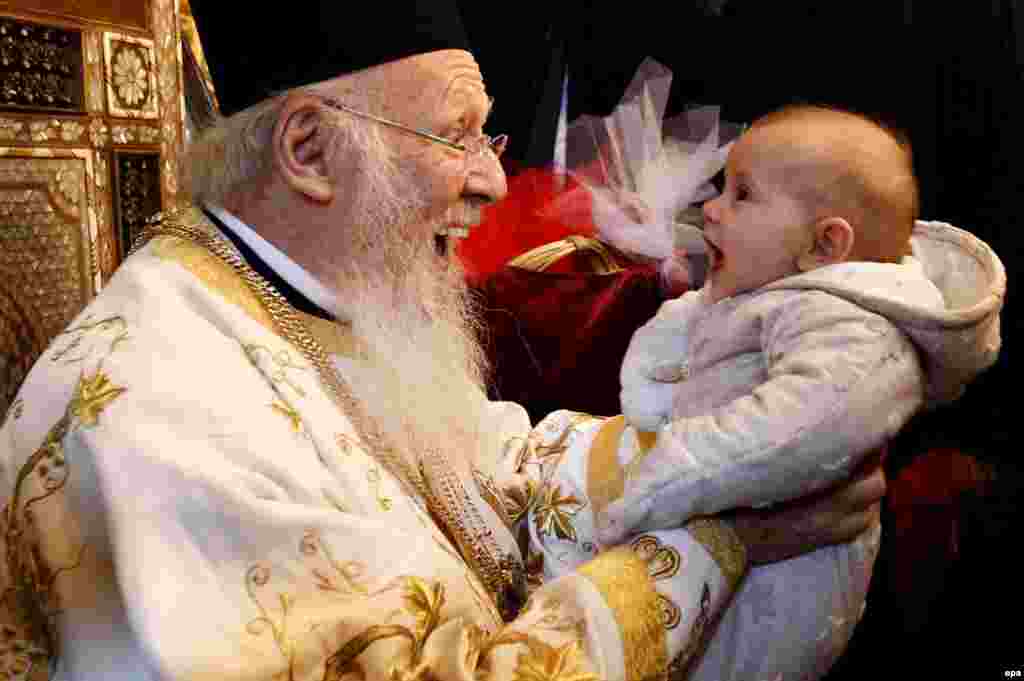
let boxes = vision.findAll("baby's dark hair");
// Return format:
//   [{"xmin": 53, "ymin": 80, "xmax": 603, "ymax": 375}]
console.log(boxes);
[{"xmin": 752, "ymin": 104, "xmax": 920, "ymax": 263}]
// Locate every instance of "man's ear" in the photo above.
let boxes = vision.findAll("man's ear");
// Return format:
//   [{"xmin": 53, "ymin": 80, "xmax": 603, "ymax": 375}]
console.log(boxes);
[
  {"xmin": 797, "ymin": 216, "xmax": 855, "ymax": 272},
  {"xmin": 272, "ymin": 94, "xmax": 334, "ymax": 203}
]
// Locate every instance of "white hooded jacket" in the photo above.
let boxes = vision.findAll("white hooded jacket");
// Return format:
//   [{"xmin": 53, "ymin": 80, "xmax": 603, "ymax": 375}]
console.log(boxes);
[{"xmin": 609, "ymin": 220, "xmax": 1004, "ymax": 535}]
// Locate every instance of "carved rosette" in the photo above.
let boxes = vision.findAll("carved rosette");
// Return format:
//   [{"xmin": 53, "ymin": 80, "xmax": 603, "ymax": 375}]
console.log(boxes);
[
  {"xmin": 103, "ymin": 32, "xmax": 159, "ymax": 120},
  {"xmin": 0, "ymin": 18, "xmax": 84, "ymax": 112}
]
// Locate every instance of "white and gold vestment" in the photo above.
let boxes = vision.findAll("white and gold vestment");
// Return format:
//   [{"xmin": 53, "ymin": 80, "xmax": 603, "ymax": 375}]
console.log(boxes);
[{"xmin": 0, "ymin": 207, "xmax": 745, "ymax": 681}]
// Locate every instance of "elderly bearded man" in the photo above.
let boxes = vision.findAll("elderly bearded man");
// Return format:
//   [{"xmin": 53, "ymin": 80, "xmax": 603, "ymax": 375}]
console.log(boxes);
[{"xmin": 0, "ymin": 3, "xmax": 886, "ymax": 679}]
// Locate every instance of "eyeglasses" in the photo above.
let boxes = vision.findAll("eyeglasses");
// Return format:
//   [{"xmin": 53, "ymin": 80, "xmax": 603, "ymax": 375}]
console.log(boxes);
[{"xmin": 318, "ymin": 96, "xmax": 508, "ymax": 159}]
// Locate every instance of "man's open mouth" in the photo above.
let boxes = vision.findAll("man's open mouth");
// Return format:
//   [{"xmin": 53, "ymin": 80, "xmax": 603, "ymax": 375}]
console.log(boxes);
[
  {"xmin": 436, "ymin": 226, "xmax": 470, "ymax": 238},
  {"xmin": 434, "ymin": 225, "xmax": 472, "ymax": 257}
]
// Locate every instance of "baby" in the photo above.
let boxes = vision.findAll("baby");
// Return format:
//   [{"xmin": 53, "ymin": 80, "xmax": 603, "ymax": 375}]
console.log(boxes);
[{"xmin": 527, "ymin": 105, "xmax": 1004, "ymax": 680}]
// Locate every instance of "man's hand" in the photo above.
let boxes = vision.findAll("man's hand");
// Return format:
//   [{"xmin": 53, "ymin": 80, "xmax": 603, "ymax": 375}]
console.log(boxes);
[{"xmin": 724, "ymin": 447, "xmax": 888, "ymax": 565}]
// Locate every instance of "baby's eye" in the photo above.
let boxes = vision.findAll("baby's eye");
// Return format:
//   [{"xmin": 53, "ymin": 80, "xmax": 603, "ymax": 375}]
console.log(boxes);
[{"xmin": 735, "ymin": 184, "xmax": 751, "ymax": 201}]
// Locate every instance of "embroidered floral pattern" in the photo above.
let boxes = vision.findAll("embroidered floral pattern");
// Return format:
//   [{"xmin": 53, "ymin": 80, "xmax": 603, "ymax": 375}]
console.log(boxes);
[
  {"xmin": 69, "ymin": 370, "xmax": 126, "ymax": 428},
  {"xmin": 513, "ymin": 641, "xmax": 599, "ymax": 681},
  {"xmin": 503, "ymin": 478, "xmax": 538, "ymax": 525},
  {"xmin": 533, "ymin": 483, "xmax": 585, "ymax": 543},
  {"xmin": 463, "ymin": 597, "xmax": 592, "ymax": 681},
  {"xmin": 402, "ymin": 576, "xmax": 445, "ymax": 655},
  {"xmin": 631, "ymin": 535, "xmax": 682, "ymax": 581},
  {"xmin": 322, "ymin": 576, "xmax": 446, "ymax": 678},
  {"xmin": 49, "ymin": 315, "xmax": 130, "ymax": 365},
  {"xmin": 668, "ymin": 584, "xmax": 712, "ymax": 680},
  {"xmin": 242, "ymin": 344, "xmax": 309, "ymax": 398},
  {"xmin": 270, "ymin": 399, "xmax": 303, "ymax": 434},
  {"xmin": 533, "ymin": 597, "xmax": 587, "ymax": 639},
  {"xmin": 245, "ymin": 530, "xmax": 371, "ymax": 668},
  {"xmin": 366, "ymin": 467, "xmax": 393, "ymax": 511},
  {"xmin": 521, "ymin": 412, "xmax": 595, "ymax": 478},
  {"xmin": 3, "ymin": 364, "xmax": 124, "ymax": 677}
]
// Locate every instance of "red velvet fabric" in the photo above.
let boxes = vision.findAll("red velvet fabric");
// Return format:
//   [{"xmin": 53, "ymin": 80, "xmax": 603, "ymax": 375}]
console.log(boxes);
[
  {"xmin": 460, "ymin": 166, "xmax": 672, "ymax": 421},
  {"xmin": 475, "ymin": 263, "xmax": 665, "ymax": 424},
  {"xmin": 457, "ymin": 166, "xmax": 598, "ymax": 286}
]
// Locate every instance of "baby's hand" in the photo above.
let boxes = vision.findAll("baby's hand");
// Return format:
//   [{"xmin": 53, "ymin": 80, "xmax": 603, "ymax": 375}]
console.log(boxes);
[
  {"xmin": 596, "ymin": 477, "xmax": 686, "ymax": 546},
  {"xmin": 611, "ymin": 190, "xmax": 653, "ymax": 225}
]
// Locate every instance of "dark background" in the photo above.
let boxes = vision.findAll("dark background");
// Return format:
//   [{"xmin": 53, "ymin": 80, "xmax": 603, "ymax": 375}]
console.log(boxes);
[{"xmin": 461, "ymin": 1, "xmax": 1022, "ymax": 675}]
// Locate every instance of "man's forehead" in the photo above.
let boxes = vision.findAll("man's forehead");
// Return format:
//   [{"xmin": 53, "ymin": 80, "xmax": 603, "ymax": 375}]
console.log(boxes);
[
  {"xmin": 369, "ymin": 49, "xmax": 488, "ymax": 119},
  {"xmin": 433, "ymin": 51, "xmax": 489, "ymax": 111}
]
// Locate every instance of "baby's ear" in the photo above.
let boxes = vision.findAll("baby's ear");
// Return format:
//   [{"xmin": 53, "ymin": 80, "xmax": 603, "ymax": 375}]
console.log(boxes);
[{"xmin": 797, "ymin": 217, "xmax": 855, "ymax": 272}]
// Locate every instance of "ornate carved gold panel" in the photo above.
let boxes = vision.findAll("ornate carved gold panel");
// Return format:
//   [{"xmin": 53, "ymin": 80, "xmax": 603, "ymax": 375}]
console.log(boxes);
[
  {"xmin": 0, "ymin": 0, "xmax": 185, "ymax": 415},
  {"xmin": 0, "ymin": 147, "xmax": 99, "ymax": 411}
]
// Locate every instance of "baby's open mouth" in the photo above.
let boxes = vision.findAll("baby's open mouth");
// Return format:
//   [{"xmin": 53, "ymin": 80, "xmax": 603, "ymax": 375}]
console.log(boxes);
[{"xmin": 704, "ymin": 236, "xmax": 725, "ymax": 272}]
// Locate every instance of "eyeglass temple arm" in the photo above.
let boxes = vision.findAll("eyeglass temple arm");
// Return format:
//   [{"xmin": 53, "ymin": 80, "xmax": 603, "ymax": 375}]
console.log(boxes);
[{"xmin": 322, "ymin": 98, "xmax": 466, "ymax": 152}]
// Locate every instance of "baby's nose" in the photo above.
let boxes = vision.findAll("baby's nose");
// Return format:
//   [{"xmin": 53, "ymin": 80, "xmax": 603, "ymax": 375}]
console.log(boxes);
[{"xmin": 702, "ymin": 198, "xmax": 720, "ymax": 224}]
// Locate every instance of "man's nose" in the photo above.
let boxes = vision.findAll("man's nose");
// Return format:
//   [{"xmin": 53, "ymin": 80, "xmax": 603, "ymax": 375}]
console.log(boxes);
[{"xmin": 463, "ymin": 154, "xmax": 507, "ymax": 205}]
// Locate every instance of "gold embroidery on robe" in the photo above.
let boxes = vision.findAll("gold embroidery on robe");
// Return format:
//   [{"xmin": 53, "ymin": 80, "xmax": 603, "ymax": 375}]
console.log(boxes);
[
  {"xmin": 150, "ymin": 235, "xmax": 276, "ymax": 333},
  {"xmin": 685, "ymin": 518, "xmax": 747, "ymax": 591},
  {"xmin": 503, "ymin": 478, "xmax": 538, "ymax": 526},
  {"xmin": 246, "ymin": 530, "xmax": 373, "ymax": 672},
  {"xmin": 3, "ymin": 368, "xmax": 126, "ymax": 679},
  {"xmin": 586, "ymin": 416, "xmax": 627, "ymax": 515},
  {"xmin": 577, "ymin": 547, "xmax": 667, "ymax": 681},
  {"xmin": 533, "ymin": 483, "xmax": 586, "ymax": 543},
  {"xmin": 512, "ymin": 640, "xmax": 599, "ymax": 681},
  {"xmin": 630, "ymin": 535, "xmax": 683, "ymax": 631},
  {"xmin": 49, "ymin": 315, "xmax": 130, "ymax": 365},
  {"xmin": 366, "ymin": 467, "xmax": 393, "ymax": 512},
  {"xmin": 270, "ymin": 399, "xmax": 304, "ymax": 433},
  {"xmin": 243, "ymin": 344, "xmax": 309, "ymax": 398},
  {"xmin": 668, "ymin": 583, "xmax": 713, "ymax": 681},
  {"xmin": 586, "ymin": 418, "xmax": 664, "ymax": 517}
]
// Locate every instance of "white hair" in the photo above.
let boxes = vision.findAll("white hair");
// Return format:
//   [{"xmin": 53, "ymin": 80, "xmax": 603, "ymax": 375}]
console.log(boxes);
[{"xmin": 183, "ymin": 86, "xmax": 378, "ymax": 206}]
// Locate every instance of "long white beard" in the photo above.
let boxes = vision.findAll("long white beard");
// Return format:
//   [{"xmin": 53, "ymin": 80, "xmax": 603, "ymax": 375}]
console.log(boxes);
[
  {"xmin": 327, "ymin": 133, "xmax": 489, "ymax": 476},
  {"xmin": 333, "ymin": 254, "xmax": 488, "ymax": 476}
]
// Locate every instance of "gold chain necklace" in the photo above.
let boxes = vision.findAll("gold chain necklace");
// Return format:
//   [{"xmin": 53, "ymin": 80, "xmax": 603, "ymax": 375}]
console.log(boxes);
[{"xmin": 131, "ymin": 207, "xmax": 524, "ymax": 619}]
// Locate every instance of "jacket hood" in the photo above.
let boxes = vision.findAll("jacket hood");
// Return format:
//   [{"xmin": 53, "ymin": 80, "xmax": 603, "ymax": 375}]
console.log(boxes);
[{"xmin": 763, "ymin": 220, "xmax": 1005, "ymax": 406}]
